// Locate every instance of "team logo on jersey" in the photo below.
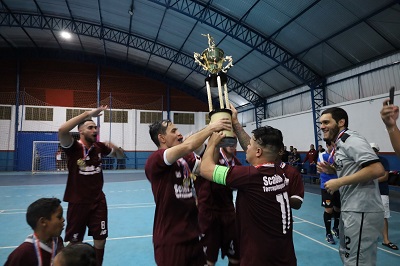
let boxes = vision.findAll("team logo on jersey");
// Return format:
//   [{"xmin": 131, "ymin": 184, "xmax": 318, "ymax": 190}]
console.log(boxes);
[
  {"xmin": 72, "ymin": 233, "xmax": 79, "ymax": 242},
  {"xmin": 334, "ymin": 159, "xmax": 343, "ymax": 171},
  {"xmin": 175, "ymin": 171, "xmax": 182, "ymax": 178}
]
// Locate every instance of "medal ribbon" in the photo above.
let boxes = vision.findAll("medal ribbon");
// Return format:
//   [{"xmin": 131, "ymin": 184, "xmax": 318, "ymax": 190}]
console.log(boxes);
[
  {"xmin": 219, "ymin": 148, "xmax": 235, "ymax": 167},
  {"xmin": 328, "ymin": 129, "xmax": 347, "ymax": 163},
  {"xmin": 78, "ymin": 140, "xmax": 94, "ymax": 161},
  {"xmin": 32, "ymin": 233, "xmax": 57, "ymax": 266}
]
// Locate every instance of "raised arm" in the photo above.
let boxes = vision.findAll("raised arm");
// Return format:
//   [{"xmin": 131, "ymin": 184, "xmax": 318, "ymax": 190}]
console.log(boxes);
[
  {"xmin": 199, "ymin": 132, "xmax": 226, "ymax": 181},
  {"xmin": 230, "ymin": 103, "xmax": 250, "ymax": 151},
  {"xmin": 381, "ymin": 99, "xmax": 400, "ymax": 157},
  {"xmin": 165, "ymin": 118, "xmax": 231, "ymax": 164},
  {"xmin": 58, "ymin": 105, "xmax": 107, "ymax": 147}
]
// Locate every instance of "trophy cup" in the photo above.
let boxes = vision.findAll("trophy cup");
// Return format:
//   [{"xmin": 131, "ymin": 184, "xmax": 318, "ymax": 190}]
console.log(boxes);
[{"xmin": 194, "ymin": 34, "xmax": 236, "ymax": 147}]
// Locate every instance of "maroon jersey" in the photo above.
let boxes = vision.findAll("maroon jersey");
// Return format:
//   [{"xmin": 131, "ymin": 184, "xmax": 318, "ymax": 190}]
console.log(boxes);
[
  {"xmin": 62, "ymin": 140, "xmax": 112, "ymax": 203},
  {"xmin": 197, "ymin": 154, "xmax": 241, "ymax": 232},
  {"xmin": 282, "ymin": 162, "xmax": 304, "ymax": 202},
  {"xmin": 5, "ymin": 235, "xmax": 63, "ymax": 266},
  {"xmin": 226, "ymin": 164, "xmax": 296, "ymax": 266},
  {"xmin": 145, "ymin": 149, "xmax": 200, "ymax": 245}
]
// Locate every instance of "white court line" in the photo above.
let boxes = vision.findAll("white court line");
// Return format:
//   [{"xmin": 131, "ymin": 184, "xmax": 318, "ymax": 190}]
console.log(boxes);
[
  {"xmin": 0, "ymin": 203, "xmax": 155, "ymax": 214},
  {"xmin": 293, "ymin": 215, "xmax": 400, "ymax": 257},
  {"xmin": 0, "ymin": 234, "xmax": 154, "ymax": 250}
]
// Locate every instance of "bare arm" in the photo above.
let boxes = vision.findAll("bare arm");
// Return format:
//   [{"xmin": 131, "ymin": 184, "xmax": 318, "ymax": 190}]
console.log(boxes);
[
  {"xmin": 324, "ymin": 162, "xmax": 385, "ymax": 194},
  {"xmin": 377, "ymin": 171, "xmax": 389, "ymax": 183},
  {"xmin": 230, "ymin": 104, "xmax": 250, "ymax": 151},
  {"xmin": 381, "ymin": 99, "xmax": 400, "ymax": 157},
  {"xmin": 58, "ymin": 105, "xmax": 108, "ymax": 147},
  {"xmin": 165, "ymin": 118, "xmax": 231, "ymax": 164},
  {"xmin": 103, "ymin": 142, "xmax": 125, "ymax": 159},
  {"xmin": 199, "ymin": 132, "xmax": 225, "ymax": 181}
]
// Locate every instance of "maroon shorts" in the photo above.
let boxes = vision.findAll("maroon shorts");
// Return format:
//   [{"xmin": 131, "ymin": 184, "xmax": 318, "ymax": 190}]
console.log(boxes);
[
  {"xmin": 202, "ymin": 211, "xmax": 239, "ymax": 262},
  {"xmin": 154, "ymin": 238, "xmax": 206, "ymax": 266},
  {"xmin": 64, "ymin": 198, "xmax": 108, "ymax": 242}
]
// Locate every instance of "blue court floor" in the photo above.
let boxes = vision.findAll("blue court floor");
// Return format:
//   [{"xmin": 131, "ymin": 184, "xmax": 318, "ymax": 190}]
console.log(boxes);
[{"xmin": 0, "ymin": 171, "xmax": 399, "ymax": 265}]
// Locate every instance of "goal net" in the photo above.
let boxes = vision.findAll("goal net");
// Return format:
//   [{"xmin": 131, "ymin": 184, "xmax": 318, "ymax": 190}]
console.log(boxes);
[{"xmin": 32, "ymin": 141, "xmax": 66, "ymax": 173}]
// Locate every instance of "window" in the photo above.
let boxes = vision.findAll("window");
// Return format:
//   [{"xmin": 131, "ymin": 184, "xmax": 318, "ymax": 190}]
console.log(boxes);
[
  {"xmin": 66, "ymin": 109, "xmax": 89, "ymax": 121},
  {"xmin": 104, "ymin": 110, "xmax": 128, "ymax": 123},
  {"xmin": 25, "ymin": 107, "xmax": 53, "ymax": 121},
  {"xmin": 140, "ymin": 111, "xmax": 162, "ymax": 124},
  {"xmin": 0, "ymin": 106, "xmax": 11, "ymax": 120},
  {"xmin": 173, "ymin": 113, "xmax": 194, "ymax": 125}
]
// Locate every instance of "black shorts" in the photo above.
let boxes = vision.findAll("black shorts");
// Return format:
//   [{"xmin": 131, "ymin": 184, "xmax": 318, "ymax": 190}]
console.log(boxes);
[{"xmin": 321, "ymin": 189, "xmax": 341, "ymax": 209}]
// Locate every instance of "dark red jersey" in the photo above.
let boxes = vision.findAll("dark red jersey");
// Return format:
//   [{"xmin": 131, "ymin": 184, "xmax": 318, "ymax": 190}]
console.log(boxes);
[
  {"xmin": 145, "ymin": 149, "xmax": 200, "ymax": 245},
  {"xmin": 226, "ymin": 164, "xmax": 296, "ymax": 266},
  {"xmin": 62, "ymin": 140, "xmax": 112, "ymax": 203}
]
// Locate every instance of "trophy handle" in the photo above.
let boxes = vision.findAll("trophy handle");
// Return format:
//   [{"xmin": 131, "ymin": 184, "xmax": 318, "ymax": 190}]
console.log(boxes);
[
  {"xmin": 222, "ymin": 55, "xmax": 234, "ymax": 73},
  {"xmin": 194, "ymin": 52, "xmax": 209, "ymax": 71}
]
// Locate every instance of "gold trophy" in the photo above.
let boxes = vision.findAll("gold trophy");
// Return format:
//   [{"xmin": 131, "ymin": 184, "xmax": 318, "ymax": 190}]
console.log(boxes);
[{"xmin": 194, "ymin": 34, "xmax": 236, "ymax": 147}]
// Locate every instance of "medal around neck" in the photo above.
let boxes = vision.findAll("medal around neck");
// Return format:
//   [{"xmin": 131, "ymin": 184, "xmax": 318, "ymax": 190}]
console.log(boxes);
[
  {"xmin": 194, "ymin": 34, "xmax": 236, "ymax": 147},
  {"xmin": 77, "ymin": 158, "xmax": 86, "ymax": 169}
]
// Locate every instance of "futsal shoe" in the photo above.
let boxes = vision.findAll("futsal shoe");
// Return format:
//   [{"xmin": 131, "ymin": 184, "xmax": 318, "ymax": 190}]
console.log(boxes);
[
  {"xmin": 332, "ymin": 228, "xmax": 339, "ymax": 239},
  {"xmin": 326, "ymin": 234, "xmax": 335, "ymax": 245}
]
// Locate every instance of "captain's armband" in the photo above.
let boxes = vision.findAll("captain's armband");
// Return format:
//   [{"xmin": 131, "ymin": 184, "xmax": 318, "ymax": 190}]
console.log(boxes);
[{"xmin": 212, "ymin": 165, "xmax": 229, "ymax": 185}]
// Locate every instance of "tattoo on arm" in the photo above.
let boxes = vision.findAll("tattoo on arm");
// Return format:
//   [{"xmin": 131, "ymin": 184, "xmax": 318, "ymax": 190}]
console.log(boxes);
[{"xmin": 233, "ymin": 122, "xmax": 250, "ymax": 151}]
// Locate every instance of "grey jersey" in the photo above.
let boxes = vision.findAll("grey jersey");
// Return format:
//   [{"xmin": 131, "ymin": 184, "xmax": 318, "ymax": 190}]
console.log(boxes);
[{"xmin": 334, "ymin": 129, "xmax": 383, "ymax": 212}]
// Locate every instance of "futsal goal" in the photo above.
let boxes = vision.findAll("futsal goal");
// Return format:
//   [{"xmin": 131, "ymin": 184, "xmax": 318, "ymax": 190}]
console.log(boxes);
[{"xmin": 32, "ymin": 141, "xmax": 66, "ymax": 173}]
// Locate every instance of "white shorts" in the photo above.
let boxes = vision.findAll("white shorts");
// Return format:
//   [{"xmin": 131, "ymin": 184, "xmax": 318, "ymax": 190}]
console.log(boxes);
[{"xmin": 381, "ymin": 195, "xmax": 390, "ymax": 219}]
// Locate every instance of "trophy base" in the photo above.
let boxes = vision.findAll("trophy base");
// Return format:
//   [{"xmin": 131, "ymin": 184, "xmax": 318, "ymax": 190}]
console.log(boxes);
[{"xmin": 209, "ymin": 109, "xmax": 237, "ymax": 148}]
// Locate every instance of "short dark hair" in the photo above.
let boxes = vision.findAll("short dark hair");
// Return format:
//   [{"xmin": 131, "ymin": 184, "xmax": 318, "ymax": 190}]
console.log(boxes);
[
  {"xmin": 77, "ymin": 119, "xmax": 94, "ymax": 130},
  {"xmin": 149, "ymin": 119, "xmax": 171, "ymax": 147},
  {"xmin": 26, "ymin": 198, "xmax": 61, "ymax": 230},
  {"xmin": 321, "ymin": 107, "xmax": 348, "ymax": 128},
  {"xmin": 325, "ymin": 140, "xmax": 332, "ymax": 146},
  {"xmin": 251, "ymin": 126, "xmax": 284, "ymax": 153},
  {"xmin": 60, "ymin": 243, "xmax": 96, "ymax": 266}
]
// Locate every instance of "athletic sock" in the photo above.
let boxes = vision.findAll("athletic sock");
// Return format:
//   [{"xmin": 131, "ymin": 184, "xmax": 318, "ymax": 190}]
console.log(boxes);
[
  {"xmin": 333, "ymin": 210, "xmax": 340, "ymax": 229},
  {"xmin": 324, "ymin": 211, "xmax": 333, "ymax": 235},
  {"xmin": 94, "ymin": 247, "xmax": 104, "ymax": 266}
]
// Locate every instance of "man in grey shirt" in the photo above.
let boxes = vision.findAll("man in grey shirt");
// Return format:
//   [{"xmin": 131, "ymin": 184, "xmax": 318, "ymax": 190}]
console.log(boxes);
[{"xmin": 318, "ymin": 107, "xmax": 384, "ymax": 266}]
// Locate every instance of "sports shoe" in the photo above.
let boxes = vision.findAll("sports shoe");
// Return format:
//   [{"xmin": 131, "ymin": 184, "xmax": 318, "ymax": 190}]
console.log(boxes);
[
  {"xmin": 326, "ymin": 234, "xmax": 335, "ymax": 245},
  {"xmin": 332, "ymin": 228, "xmax": 339, "ymax": 239}
]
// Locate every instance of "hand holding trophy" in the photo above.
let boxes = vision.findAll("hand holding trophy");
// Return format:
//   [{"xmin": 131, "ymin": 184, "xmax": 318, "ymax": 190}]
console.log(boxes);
[{"xmin": 194, "ymin": 34, "xmax": 236, "ymax": 147}]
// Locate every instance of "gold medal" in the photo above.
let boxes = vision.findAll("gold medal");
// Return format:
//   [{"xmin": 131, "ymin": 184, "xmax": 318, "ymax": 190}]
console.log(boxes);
[
  {"xmin": 77, "ymin": 158, "xmax": 86, "ymax": 168},
  {"xmin": 190, "ymin": 173, "xmax": 197, "ymax": 181},
  {"xmin": 183, "ymin": 177, "xmax": 190, "ymax": 188}
]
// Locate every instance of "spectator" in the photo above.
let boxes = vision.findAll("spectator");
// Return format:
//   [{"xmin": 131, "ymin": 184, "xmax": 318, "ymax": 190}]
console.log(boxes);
[
  {"xmin": 5, "ymin": 198, "xmax": 65, "ymax": 266},
  {"xmin": 370, "ymin": 143, "xmax": 398, "ymax": 250},
  {"xmin": 290, "ymin": 148, "xmax": 301, "ymax": 172},
  {"xmin": 303, "ymin": 144, "xmax": 318, "ymax": 175},
  {"xmin": 281, "ymin": 146, "xmax": 290, "ymax": 163},
  {"xmin": 318, "ymin": 107, "xmax": 384, "ymax": 265},
  {"xmin": 380, "ymin": 98, "xmax": 400, "ymax": 157}
]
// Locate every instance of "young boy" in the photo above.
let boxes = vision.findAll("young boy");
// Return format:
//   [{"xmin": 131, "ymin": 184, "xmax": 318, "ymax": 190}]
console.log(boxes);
[
  {"xmin": 5, "ymin": 198, "xmax": 65, "ymax": 266},
  {"xmin": 53, "ymin": 243, "xmax": 96, "ymax": 266}
]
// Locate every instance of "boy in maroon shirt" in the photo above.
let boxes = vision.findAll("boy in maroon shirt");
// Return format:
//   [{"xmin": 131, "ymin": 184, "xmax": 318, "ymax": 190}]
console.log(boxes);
[
  {"xmin": 5, "ymin": 198, "xmax": 65, "ymax": 266},
  {"xmin": 145, "ymin": 118, "xmax": 231, "ymax": 266},
  {"xmin": 58, "ymin": 105, "xmax": 124, "ymax": 266}
]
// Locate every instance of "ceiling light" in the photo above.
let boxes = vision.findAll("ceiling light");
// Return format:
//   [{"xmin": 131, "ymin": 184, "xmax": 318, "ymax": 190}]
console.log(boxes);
[{"xmin": 60, "ymin": 31, "xmax": 72, "ymax": 39}]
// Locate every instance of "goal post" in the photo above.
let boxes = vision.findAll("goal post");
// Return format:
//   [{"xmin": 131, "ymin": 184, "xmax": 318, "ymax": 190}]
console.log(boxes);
[{"xmin": 32, "ymin": 141, "xmax": 66, "ymax": 173}]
